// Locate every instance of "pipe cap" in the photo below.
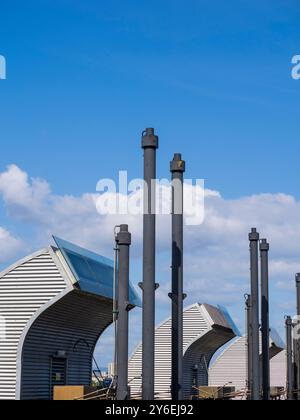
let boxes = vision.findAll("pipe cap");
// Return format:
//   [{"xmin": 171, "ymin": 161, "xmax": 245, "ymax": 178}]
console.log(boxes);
[
  {"xmin": 260, "ymin": 239, "xmax": 270, "ymax": 251},
  {"xmin": 170, "ymin": 153, "xmax": 186, "ymax": 173},
  {"xmin": 141, "ymin": 128, "xmax": 159, "ymax": 149},
  {"xmin": 249, "ymin": 228, "xmax": 259, "ymax": 241},
  {"xmin": 116, "ymin": 225, "xmax": 132, "ymax": 246}
]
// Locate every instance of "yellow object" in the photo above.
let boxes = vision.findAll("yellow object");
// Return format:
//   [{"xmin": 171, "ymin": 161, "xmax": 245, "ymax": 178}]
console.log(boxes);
[{"xmin": 53, "ymin": 386, "xmax": 95, "ymax": 401}]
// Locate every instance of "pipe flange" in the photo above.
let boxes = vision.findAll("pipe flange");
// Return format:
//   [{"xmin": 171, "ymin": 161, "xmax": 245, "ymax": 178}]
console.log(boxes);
[
  {"xmin": 260, "ymin": 239, "xmax": 270, "ymax": 251},
  {"xmin": 170, "ymin": 154, "xmax": 186, "ymax": 173},
  {"xmin": 116, "ymin": 225, "xmax": 132, "ymax": 246},
  {"xmin": 249, "ymin": 228, "xmax": 259, "ymax": 241},
  {"xmin": 141, "ymin": 128, "xmax": 159, "ymax": 149}
]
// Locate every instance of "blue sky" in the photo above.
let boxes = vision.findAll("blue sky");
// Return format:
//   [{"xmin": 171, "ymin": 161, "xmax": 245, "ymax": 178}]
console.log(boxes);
[{"xmin": 1, "ymin": 0, "xmax": 300, "ymax": 366}]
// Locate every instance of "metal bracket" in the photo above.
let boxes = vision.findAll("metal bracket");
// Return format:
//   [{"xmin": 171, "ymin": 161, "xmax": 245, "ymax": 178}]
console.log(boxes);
[
  {"xmin": 168, "ymin": 292, "xmax": 187, "ymax": 300},
  {"xmin": 138, "ymin": 282, "xmax": 159, "ymax": 291}
]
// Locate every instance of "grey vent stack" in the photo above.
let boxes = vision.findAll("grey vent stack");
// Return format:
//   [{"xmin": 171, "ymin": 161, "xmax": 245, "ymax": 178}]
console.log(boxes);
[
  {"xmin": 260, "ymin": 239, "xmax": 270, "ymax": 400},
  {"xmin": 116, "ymin": 225, "xmax": 131, "ymax": 400},
  {"xmin": 296, "ymin": 273, "xmax": 300, "ymax": 398},
  {"xmin": 170, "ymin": 153, "xmax": 186, "ymax": 401},
  {"xmin": 286, "ymin": 316, "xmax": 294, "ymax": 400},
  {"xmin": 140, "ymin": 128, "xmax": 159, "ymax": 401},
  {"xmin": 249, "ymin": 228, "xmax": 261, "ymax": 400}
]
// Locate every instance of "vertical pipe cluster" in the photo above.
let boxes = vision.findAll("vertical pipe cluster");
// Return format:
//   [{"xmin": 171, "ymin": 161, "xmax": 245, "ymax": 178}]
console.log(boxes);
[
  {"xmin": 286, "ymin": 316, "xmax": 294, "ymax": 401},
  {"xmin": 260, "ymin": 239, "xmax": 270, "ymax": 400},
  {"xmin": 248, "ymin": 230, "xmax": 271, "ymax": 400},
  {"xmin": 141, "ymin": 128, "xmax": 159, "ymax": 401},
  {"xmin": 249, "ymin": 228, "xmax": 260, "ymax": 400},
  {"xmin": 116, "ymin": 225, "xmax": 131, "ymax": 400},
  {"xmin": 170, "ymin": 153, "xmax": 186, "ymax": 401},
  {"xmin": 296, "ymin": 273, "xmax": 300, "ymax": 399},
  {"xmin": 245, "ymin": 294, "xmax": 253, "ymax": 399}
]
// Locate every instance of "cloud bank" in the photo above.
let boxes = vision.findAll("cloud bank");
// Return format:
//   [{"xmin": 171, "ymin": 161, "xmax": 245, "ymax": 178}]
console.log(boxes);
[
  {"xmin": 0, "ymin": 164, "xmax": 298, "ymax": 293},
  {"xmin": 0, "ymin": 164, "xmax": 299, "ymax": 360}
]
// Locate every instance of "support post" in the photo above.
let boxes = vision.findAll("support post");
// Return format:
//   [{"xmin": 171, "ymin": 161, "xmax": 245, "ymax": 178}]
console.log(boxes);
[
  {"xmin": 249, "ymin": 228, "xmax": 260, "ymax": 400},
  {"xmin": 141, "ymin": 128, "xmax": 159, "ymax": 400},
  {"xmin": 286, "ymin": 316, "xmax": 294, "ymax": 401},
  {"xmin": 260, "ymin": 239, "xmax": 270, "ymax": 400},
  {"xmin": 245, "ymin": 294, "xmax": 253, "ymax": 400},
  {"xmin": 116, "ymin": 225, "xmax": 131, "ymax": 400},
  {"xmin": 170, "ymin": 153, "xmax": 186, "ymax": 401}
]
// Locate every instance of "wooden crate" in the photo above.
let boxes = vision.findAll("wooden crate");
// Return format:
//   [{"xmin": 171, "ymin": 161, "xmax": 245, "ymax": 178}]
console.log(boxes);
[
  {"xmin": 53, "ymin": 386, "xmax": 95, "ymax": 400},
  {"xmin": 197, "ymin": 386, "xmax": 236, "ymax": 400}
]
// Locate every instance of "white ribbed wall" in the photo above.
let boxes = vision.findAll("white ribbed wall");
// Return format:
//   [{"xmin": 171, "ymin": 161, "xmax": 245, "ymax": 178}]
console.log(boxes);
[
  {"xmin": 129, "ymin": 304, "xmax": 221, "ymax": 398},
  {"xmin": 270, "ymin": 351, "xmax": 286, "ymax": 388},
  {"xmin": 0, "ymin": 249, "xmax": 67, "ymax": 400},
  {"xmin": 209, "ymin": 336, "xmax": 286, "ymax": 392},
  {"xmin": 209, "ymin": 336, "xmax": 248, "ymax": 391}
]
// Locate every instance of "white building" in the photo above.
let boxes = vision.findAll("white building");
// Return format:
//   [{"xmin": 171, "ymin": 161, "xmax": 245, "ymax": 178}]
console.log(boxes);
[
  {"xmin": 128, "ymin": 303, "xmax": 239, "ymax": 399},
  {"xmin": 0, "ymin": 237, "xmax": 140, "ymax": 400},
  {"xmin": 209, "ymin": 331, "xmax": 285, "ymax": 394}
]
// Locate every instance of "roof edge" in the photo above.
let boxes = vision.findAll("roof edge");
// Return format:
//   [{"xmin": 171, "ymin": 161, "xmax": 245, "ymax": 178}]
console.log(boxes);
[{"xmin": 0, "ymin": 247, "xmax": 52, "ymax": 279}]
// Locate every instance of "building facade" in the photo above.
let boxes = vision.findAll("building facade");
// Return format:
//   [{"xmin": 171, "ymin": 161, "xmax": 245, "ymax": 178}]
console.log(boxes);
[
  {"xmin": 0, "ymin": 237, "xmax": 139, "ymax": 400},
  {"xmin": 128, "ymin": 303, "xmax": 238, "ymax": 399}
]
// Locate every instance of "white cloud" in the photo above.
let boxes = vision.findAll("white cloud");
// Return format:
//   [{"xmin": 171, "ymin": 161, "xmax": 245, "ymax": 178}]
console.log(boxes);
[
  {"xmin": 0, "ymin": 227, "xmax": 23, "ymax": 264},
  {"xmin": 2, "ymin": 164, "xmax": 300, "ymax": 364},
  {"xmin": 0, "ymin": 164, "xmax": 299, "ymax": 328}
]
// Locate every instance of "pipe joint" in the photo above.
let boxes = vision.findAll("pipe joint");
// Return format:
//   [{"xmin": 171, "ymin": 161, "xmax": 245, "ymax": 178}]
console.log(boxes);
[
  {"xmin": 142, "ymin": 128, "xmax": 159, "ymax": 149},
  {"xmin": 116, "ymin": 225, "xmax": 132, "ymax": 246},
  {"xmin": 260, "ymin": 239, "xmax": 269, "ymax": 252},
  {"xmin": 249, "ymin": 228, "xmax": 259, "ymax": 241},
  {"xmin": 170, "ymin": 153, "xmax": 186, "ymax": 173}
]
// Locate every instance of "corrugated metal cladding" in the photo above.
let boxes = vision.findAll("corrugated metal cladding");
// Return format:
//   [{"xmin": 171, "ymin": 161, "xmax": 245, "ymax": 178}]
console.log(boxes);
[
  {"xmin": 21, "ymin": 291, "xmax": 112, "ymax": 400},
  {"xmin": 270, "ymin": 351, "xmax": 286, "ymax": 388},
  {"xmin": 209, "ymin": 334, "xmax": 285, "ymax": 393},
  {"xmin": 0, "ymin": 245, "xmax": 115, "ymax": 400},
  {"xmin": 0, "ymin": 250, "xmax": 67, "ymax": 400},
  {"xmin": 128, "ymin": 304, "xmax": 236, "ymax": 400},
  {"xmin": 183, "ymin": 329, "xmax": 235, "ymax": 399}
]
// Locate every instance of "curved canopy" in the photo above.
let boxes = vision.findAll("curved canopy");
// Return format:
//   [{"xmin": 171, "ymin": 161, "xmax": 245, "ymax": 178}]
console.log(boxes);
[{"xmin": 53, "ymin": 236, "xmax": 141, "ymax": 307}]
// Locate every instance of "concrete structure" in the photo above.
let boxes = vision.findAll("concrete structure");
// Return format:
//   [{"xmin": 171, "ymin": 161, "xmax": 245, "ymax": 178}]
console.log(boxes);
[
  {"xmin": 128, "ymin": 303, "xmax": 238, "ymax": 400},
  {"xmin": 209, "ymin": 331, "xmax": 285, "ymax": 395},
  {"xmin": 0, "ymin": 237, "xmax": 140, "ymax": 400}
]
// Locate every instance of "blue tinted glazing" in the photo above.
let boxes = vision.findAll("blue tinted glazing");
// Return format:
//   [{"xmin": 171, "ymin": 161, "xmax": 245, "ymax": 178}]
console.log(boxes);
[
  {"xmin": 218, "ymin": 305, "xmax": 241, "ymax": 337},
  {"xmin": 53, "ymin": 236, "xmax": 141, "ymax": 307}
]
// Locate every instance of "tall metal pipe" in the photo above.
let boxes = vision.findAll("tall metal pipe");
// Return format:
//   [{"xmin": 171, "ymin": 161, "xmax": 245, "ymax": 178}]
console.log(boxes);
[
  {"xmin": 116, "ymin": 225, "xmax": 131, "ymax": 400},
  {"xmin": 249, "ymin": 228, "xmax": 260, "ymax": 400},
  {"xmin": 260, "ymin": 239, "xmax": 270, "ymax": 400},
  {"xmin": 286, "ymin": 316, "xmax": 294, "ymax": 401},
  {"xmin": 245, "ymin": 294, "xmax": 253, "ymax": 399},
  {"xmin": 170, "ymin": 153, "xmax": 186, "ymax": 401},
  {"xmin": 141, "ymin": 128, "xmax": 159, "ymax": 400},
  {"xmin": 296, "ymin": 273, "xmax": 300, "ymax": 399}
]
